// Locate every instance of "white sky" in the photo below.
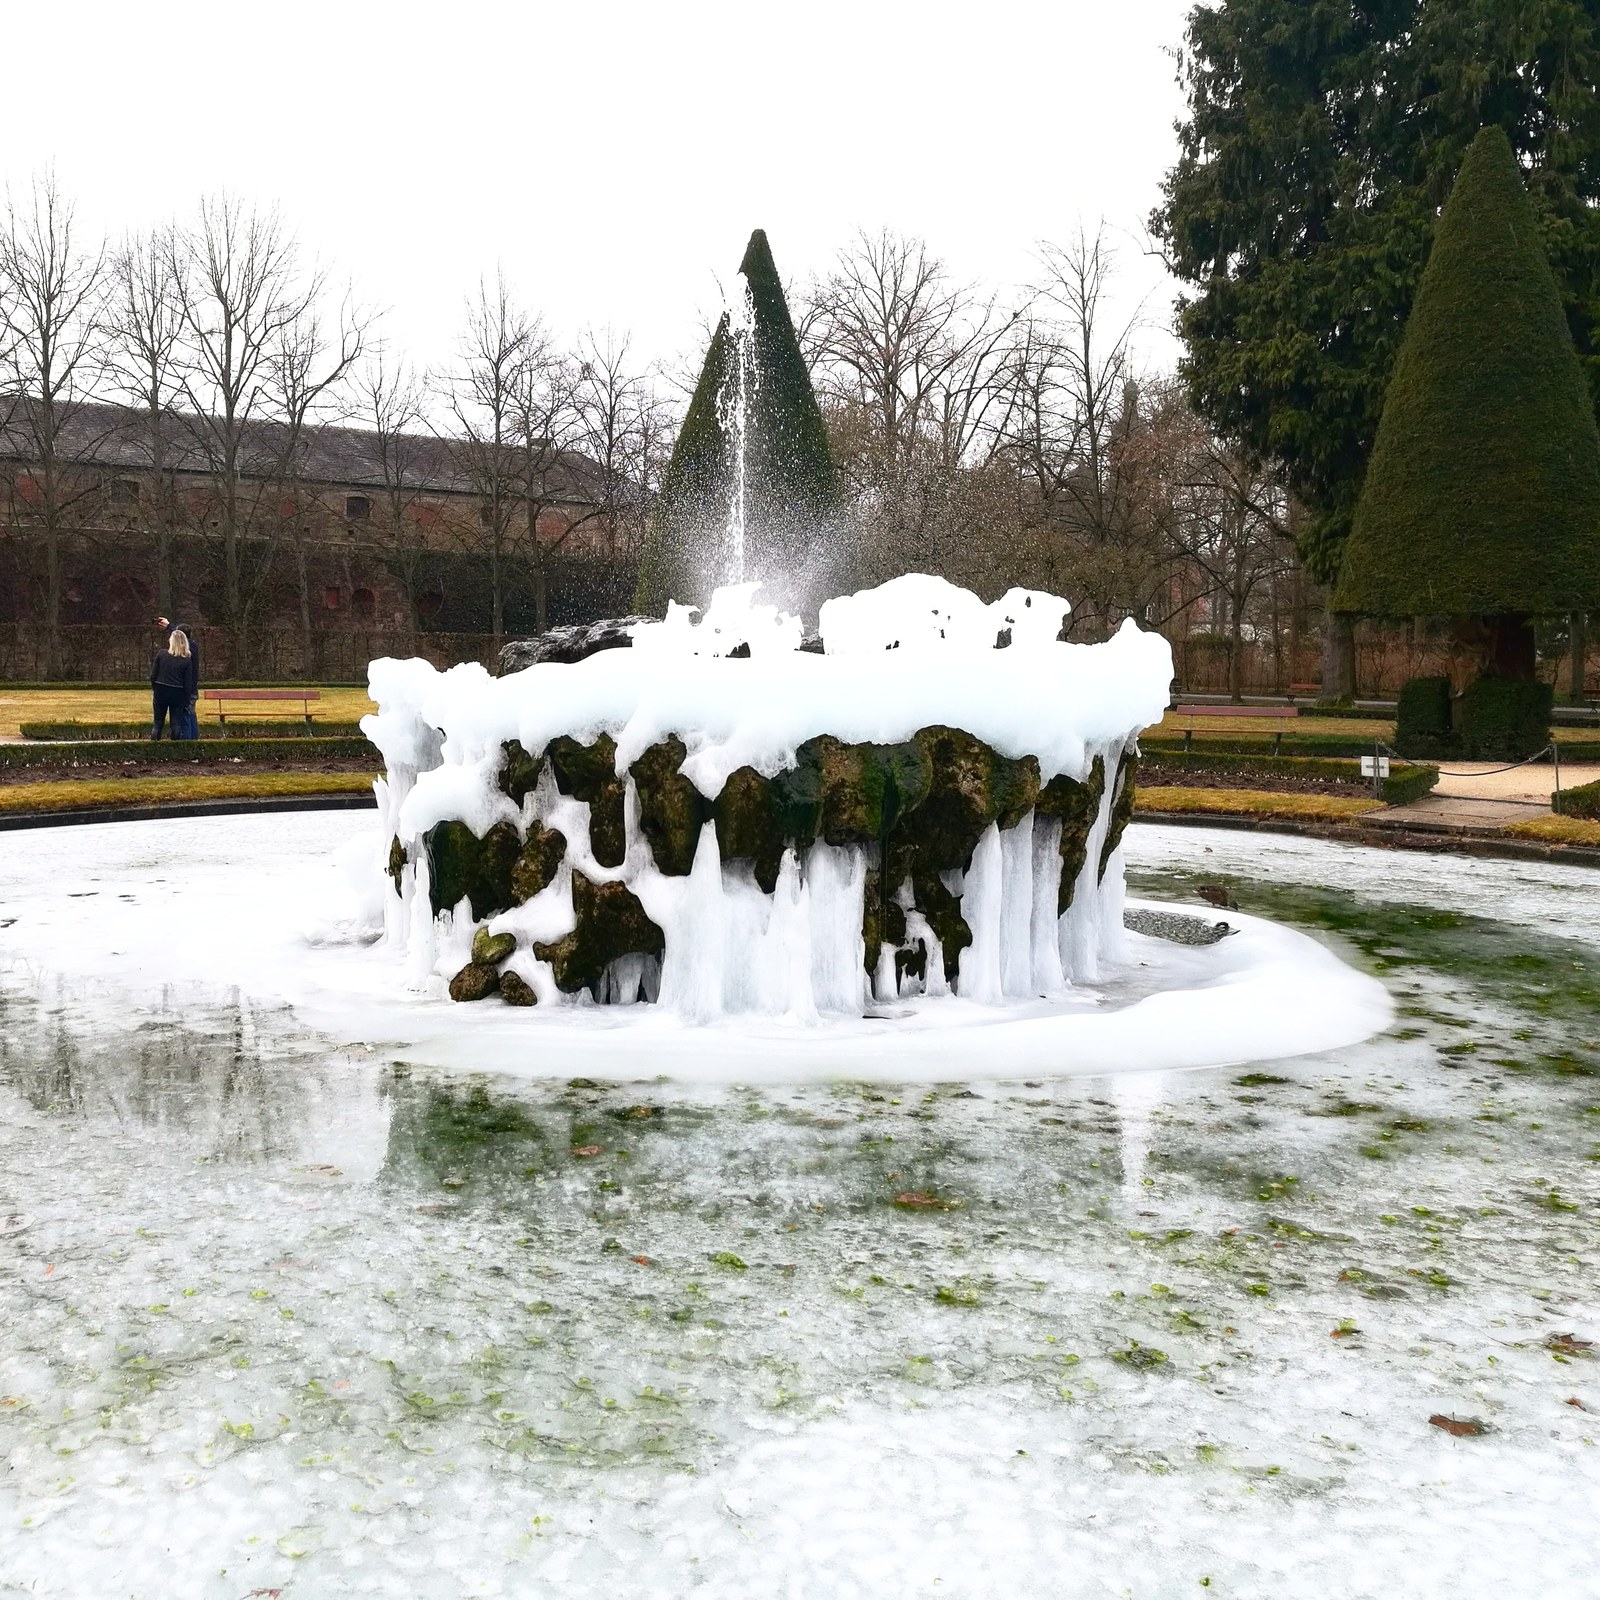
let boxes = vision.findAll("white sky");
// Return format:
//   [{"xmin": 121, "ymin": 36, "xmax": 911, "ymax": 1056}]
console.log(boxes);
[{"xmin": 11, "ymin": 0, "xmax": 1193, "ymax": 387}]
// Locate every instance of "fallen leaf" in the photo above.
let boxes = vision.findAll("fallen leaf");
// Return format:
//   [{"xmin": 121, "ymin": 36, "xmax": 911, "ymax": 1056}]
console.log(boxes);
[
  {"xmin": 1546, "ymin": 1333, "xmax": 1594, "ymax": 1357},
  {"xmin": 571, "ymin": 1145, "xmax": 604, "ymax": 1158},
  {"xmin": 1429, "ymin": 1414, "xmax": 1488, "ymax": 1437},
  {"xmin": 894, "ymin": 1191, "xmax": 941, "ymax": 1208},
  {"xmin": 1330, "ymin": 1327, "xmax": 1361, "ymax": 1339},
  {"xmin": 631, "ymin": 1255, "xmax": 655, "ymax": 1267},
  {"xmin": 1565, "ymin": 1397, "xmax": 1590, "ymax": 1411}
]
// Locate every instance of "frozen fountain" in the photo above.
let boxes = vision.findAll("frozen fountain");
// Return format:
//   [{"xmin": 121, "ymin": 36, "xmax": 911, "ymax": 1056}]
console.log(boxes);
[{"xmin": 363, "ymin": 576, "xmax": 1169, "ymax": 1022}]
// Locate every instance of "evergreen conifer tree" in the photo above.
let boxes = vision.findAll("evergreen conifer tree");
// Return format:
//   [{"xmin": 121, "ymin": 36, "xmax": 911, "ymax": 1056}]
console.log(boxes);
[
  {"xmin": 1335, "ymin": 127, "xmax": 1600, "ymax": 626},
  {"xmin": 636, "ymin": 229, "xmax": 839, "ymax": 615}
]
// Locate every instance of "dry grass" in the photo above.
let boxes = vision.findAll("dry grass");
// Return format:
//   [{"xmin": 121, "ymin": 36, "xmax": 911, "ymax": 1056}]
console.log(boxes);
[
  {"xmin": 0, "ymin": 771, "xmax": 375, "ymax": 815},
  {"xmin": 1135, "ymin": 785, "xmax": 1385, "ymax": 823},
  {"xmin": 0, "ymin": 686, "xmax": 377, "ymax": 740},
  {"xmin": 1505, "ymin": 814, "xmax": 1600, "ymax": 847}
]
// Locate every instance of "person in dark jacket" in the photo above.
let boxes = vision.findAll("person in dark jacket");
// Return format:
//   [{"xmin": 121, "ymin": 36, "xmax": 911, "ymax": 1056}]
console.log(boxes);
[
  {"xmin": 156, "ymin": 616, "xmax": 201, "ymax": 738},
  {"xmin": 151, "ymin": 631, "xmax": 197, "ymax": 740}
]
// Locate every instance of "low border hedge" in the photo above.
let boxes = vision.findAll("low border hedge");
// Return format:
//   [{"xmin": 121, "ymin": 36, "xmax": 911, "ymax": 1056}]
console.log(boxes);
[
  {"xmin": 1555, "ymin": 776, "xmax": 1600, "ymax": 819},
  {"xmin": 0, "ymin": 736, "xmax": 375, "ymax": 769},
  {"xmin": 1146, "ymin": 733, "xmax": 1393, "ymax": 759},
  {"xmin": 1141, "ymin": 748, "xmax": 1438, "ymax": 806},
  {"xmin": 20, "ymin": 719, "xmax": 366, "ymax": 741}
]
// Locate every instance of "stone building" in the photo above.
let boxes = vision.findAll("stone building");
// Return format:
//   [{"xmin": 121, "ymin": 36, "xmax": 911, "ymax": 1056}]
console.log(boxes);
[{"xmin": 0, "ymin": 398, "xmax": 640, "ymax": 681}]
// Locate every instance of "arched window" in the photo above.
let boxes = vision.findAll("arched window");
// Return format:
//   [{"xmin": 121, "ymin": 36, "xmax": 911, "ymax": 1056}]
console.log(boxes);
[{"xmin": 351, "ymin": 586, "xmax": 375, "ymax": 619}]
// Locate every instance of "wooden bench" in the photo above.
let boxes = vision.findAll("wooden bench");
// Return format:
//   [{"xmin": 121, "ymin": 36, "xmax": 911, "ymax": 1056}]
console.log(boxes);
[
  {"xmin": 1167, "ymin": 703, "xmax": 1299, "ymax": 753},
  {"xmin": 203, "ymin": 688, "xmax": 321, "ymax": 729},
  {"xmin": 1287, "ymin": 682, "xmax": 1322, "ymax": 700}
]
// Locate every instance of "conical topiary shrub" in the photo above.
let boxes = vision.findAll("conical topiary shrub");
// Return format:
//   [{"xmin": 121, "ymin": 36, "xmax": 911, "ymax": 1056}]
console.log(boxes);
[
  {"xmin": 636, "ymin": 229, "xmax": 840, "ymax": 615},
  {"xmin": 1335, "ymin": 126, "xmax": 1600, "ymax": 623}
]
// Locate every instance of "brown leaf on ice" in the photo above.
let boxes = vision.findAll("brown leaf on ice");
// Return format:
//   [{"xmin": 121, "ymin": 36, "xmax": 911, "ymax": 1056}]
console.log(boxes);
[
  {"xmin": 1429, "ymin": 1414, "xmax": 1488, "ymax": 1437},
  {"xmin": 1546, "ymin": 1333, "xmax": 1594, "ymax": 1357},
  {"xmin": 631, "ymin": 1255, "xmax": 655, "ymax": 1267},
  {"xmin": 1565, "ymin": 1397, "xmax": 1590, "ymax": 1410},
  {"xmin": 894, "ymin": 1190, "xmax": 959, "ymax": 1210},
  {"xmin": 571, "ymin": 1145, "xmax": 604, "ymax": 1158}
]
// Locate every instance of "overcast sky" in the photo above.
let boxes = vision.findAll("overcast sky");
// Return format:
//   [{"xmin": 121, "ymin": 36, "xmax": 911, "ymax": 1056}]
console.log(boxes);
[{"xmin": 10, "ymin": 0, "xmax": 1194, "ymax": 386}]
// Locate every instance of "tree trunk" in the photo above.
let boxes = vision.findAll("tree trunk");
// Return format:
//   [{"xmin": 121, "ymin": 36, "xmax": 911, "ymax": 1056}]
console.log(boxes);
[
  {"xmin": 1569, "ymin": 611, "xmax": 1588, "ymax": 704},
  {"xmin": 1228, "ymin": 604, "xmax": 1244, "ymax": 702},
  {"xmin": 296, "ymin": 542, "xmax": 314, "ymax": 678},
  {"xmin": 1320, "ymin": 605, "xmax": 1356, "ymax": 703},
  {"xmin": 534, "ymin": 561, "xmax": 549, "ymax": 636}
]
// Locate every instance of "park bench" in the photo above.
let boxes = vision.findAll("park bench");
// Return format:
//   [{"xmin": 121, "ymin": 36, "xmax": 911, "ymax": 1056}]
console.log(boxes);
[
  {"xmin": 203, "ymin": 688, "xmax": 321, "ymax": 730},
  {"xmin": 1287, "ymin": 682, "xmax": 1322, "ymax": 700},
  {"xmin": 1166, "ymin": 702, "xmax": 1299, "ymax": 753}
]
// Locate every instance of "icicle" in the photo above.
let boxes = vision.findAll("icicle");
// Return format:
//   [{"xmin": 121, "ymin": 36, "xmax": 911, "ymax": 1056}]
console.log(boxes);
[
  {"xmin": 998, "ymin": 813, "xmax": 1035, "ymax": 997},
  {"xmin": 872, "ymin": 942, "xmax": 899, "ymax": 1002},
  {"xmin": 656, "ymin": 822, "xmax": 727, "ymax": 1023},
  {"xmin": 958, "ymin": 823, "xmax": 1003, "ymax": 1003},
  {"xmin": 1029, "ymin": 815, "xmax": 1067, "ymax": 996},
  {"xmin": 1059, "ymin": 743, "xmax": 1116, "ymax": 983},
  {"xmin": 760, "ymin": 849, "xmax": 819, "ymax": 1022},
  {"xmin": 404, "ymin": 855, "xmax": 437, "ymax": 991},
  {"xmin": 806, "ymin": 840, "xmax": 868, "ymax": 1014}
]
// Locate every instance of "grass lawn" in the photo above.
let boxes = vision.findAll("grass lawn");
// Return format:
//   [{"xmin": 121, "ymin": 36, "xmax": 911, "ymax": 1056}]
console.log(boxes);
[
  {"xmin": 1134, "ymin": 785, "xmax": 1385, "ymax": 823},
  {"xmin": 0, "ymin": 771, "xmax": 376, "ymax": 815},
  {"xmin": 1153, "ymin": 709, "xmax": 1395, "ymax": 738},
  {"xmin": 1504, "ymin": 814, "xmax": 1600, "ymax": 847},
  {"xmin": 0, "ymin": 686, "xmax": 378, "ymax": 739}
]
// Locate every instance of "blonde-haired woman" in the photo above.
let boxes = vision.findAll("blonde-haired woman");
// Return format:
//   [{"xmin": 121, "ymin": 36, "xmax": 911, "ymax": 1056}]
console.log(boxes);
[{"xmin": 151, "ymin": 629, "xmax": 196, "ymax": 740}]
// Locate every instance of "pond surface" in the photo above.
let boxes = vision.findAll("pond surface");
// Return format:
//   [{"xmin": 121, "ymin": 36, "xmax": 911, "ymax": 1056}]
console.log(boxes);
[{"xmin": 1, "ymin": 818, "xmax": 1596, "ymax": 1598}]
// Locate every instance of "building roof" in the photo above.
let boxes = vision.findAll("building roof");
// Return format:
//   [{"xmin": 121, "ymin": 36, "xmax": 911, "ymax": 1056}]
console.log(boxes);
[{"xmin": 0, "ymin": 395, "xmax": 609, "ymax": 504}]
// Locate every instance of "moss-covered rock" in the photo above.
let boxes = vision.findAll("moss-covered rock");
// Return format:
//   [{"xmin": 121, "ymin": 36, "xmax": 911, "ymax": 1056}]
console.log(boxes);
[
  {"xmin": 498, "ymin": 739, "xmax": 543, "ymax": 806},
  {"xmin": 499, "ymin": 969, "xmax": 538, "ymax": 1006},
  {"xmin": 535, "ymin": 873, "xmax": 665, "ymax": 994},
  {"xmin": 511, "ymin": 825, "xmax": 567, "ymax": 904},
  {"xmin": 713, "ymin": 765, "xmax": 786, "ymax": 892},
  {"xmin": 472, "ymin": 928, "xmax": 516, "ymax": 966},
  {"xmin": 425, "ymin": 819, "xmax": 522, "ymax": 919},
  {"xmin": 630, "ymin": 737, "xmax": 709, "ymax": 875},
  {"xmin": 547, "ymin": 734, "xmax": 626, "ymax": 868},
  {"xmin": 895, "ymin": 727, "xmax": 1038, "ymax": 871},
  {"xmin": 861, "ymin": 862, "xmax": 909, "ymax": 975},
  {"xmin": 448, "ymin": 962, "xmax": 501, "ymax": 1002},
  {"xmin": 1098, "ymin": 750, "xmax": 1139, "ymax": 882},
  {"xmin": 1038, "ymin": 756, "xmax": 1105, "ymax": 912},
  {"xmin": 387, "ymin": 835, "xmax": 406, "ymax": 897}
]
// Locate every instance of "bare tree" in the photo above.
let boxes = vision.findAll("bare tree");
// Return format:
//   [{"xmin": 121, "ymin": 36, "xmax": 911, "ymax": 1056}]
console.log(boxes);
[
  {"xmin": 264, "ymin": 287, "xmax": 367, "ymax": 671},
  {"xmin": 351, "ymin": 355, "xmax": 441, "ymax": 647},
  {"xmin": 448, "ymin": 273, "xmax": 533, "ymax": 648},
  {"xmin": 0, "ymin": 175, "xmax": 107, "ymax": 676},
  {"xmin": 991, "ymin": 227, "xmax": 1178, "ymax": 634},
  {"xmin": 105, "ymin": 225, "xmax": 187, "ymax": 617},
  {"xmin": 510, "ymin": 340, "xmax": 582, "ymax": 635},
  {"xmin": 1165, "ymin": 406, "xmax": 1296, "ymax": 700},
  {"xmin": 173, "ymin": 195, "xmax": 327, "ymax": 669},
  {"xmin": 803, "ymin": 228, "xmax": 1016, "ymax": 584}
]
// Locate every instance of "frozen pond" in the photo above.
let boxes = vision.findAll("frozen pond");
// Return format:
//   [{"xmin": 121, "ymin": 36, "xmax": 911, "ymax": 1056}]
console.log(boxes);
[{"xmin": 1, "ymin": 815, "xmax": 1597, "ymax": 1597}]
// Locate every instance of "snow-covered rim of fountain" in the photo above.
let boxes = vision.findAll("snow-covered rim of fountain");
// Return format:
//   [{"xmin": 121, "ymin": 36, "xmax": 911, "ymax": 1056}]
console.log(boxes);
[{"xmin": 361, "ymin": 576, "xmax": 1188, "ymax": 1022}]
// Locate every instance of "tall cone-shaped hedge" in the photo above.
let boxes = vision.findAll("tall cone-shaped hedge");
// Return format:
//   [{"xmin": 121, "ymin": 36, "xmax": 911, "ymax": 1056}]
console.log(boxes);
[
  {"xmin": 1335, "ymin": 126, "xmax": 1600, "ymax": 618},
  {"xmin": 636, "ymin": 229, "xmax": 839, "ymax": 615}
]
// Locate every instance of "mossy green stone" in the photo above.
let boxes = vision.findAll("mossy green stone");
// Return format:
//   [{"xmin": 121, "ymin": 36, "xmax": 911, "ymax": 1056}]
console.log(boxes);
[
  {"xmin": 1336, "ymin": 127, "xmax": 1600, "ymax": 616},
  {"xmin": 713, "ymin": 766, "xmax": 786, "ymax": 892},
  {"xmin": 511, "ymin": 825, "xmax": 567, "ymax": 905},
  {"xmin": 1039, "ymin": 756, "xmax": 1105, "ymax": 913},
  {"xmin": 1098, "ymin": 751, "xmax": 1139, "ymax": 883},
  {"xmin": 425, "ymin": 819, "xmax": 521, "ymax": 920},
  {"xmin": 448, "ymin": 962, "xmax": 501, "ymax": 1002},
  {"xmin": 547, "ymin": 734, "xmax": 626, "ymax": 868},
  {"xmin": 472, "ymin": 928, "xmax": 517, "ymax": 966},
  {"xmin": 498, "ymin": 739, "xmax": 543, "ymax": 806},
  {"xmin": 386, "ymin": 835, "xmax": 406, "ymax": 897},
  {"xmin": 535, "ymin": 873, "xmax": 664, "ymax": 994},
  {"xmin": 630, "ymin": 737, "xmax": 709, "ymax": 876}
]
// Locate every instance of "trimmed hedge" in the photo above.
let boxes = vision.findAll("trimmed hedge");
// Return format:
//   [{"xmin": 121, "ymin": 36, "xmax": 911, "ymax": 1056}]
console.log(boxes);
[
  {"xmin": 0, "ymin": 736, "xmax": 374, "ymax": 769},
  {"xmin": 20, "ymin": 719, "xmax": 366, "ymax": 741},
  {"xmin": 1394, "ymin": 675, "xmax": 1456, "ymax": 759},
  {"xmin": 1140, "ymin": 748, "xmax": 1438, "ymax": 806},
  {"xmin": 1147, "ymin": 733, "xmax": 1393, "ymax": 759},
  {"xmin": 1555, "ymin": 776, "xmax": 1600, "ymax": 819},
  {"xmin": 1457, "ymin": 677, "xmax": 1554, "ymax": 760},
  {"xmin": 1336, "ymin": 127, "xmax": 1600, "ymax": 616}
]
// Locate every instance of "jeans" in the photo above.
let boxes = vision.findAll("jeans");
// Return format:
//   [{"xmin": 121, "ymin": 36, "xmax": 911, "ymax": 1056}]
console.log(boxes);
[{"xmin": 151, "ymin": 685, "xmax": 188, "ymax": 739}]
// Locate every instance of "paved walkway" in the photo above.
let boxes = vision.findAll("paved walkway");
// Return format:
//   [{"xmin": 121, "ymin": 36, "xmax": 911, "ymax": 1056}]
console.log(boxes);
[{"xmin": 1428, "ymin": 759, "xmax": 1599, "ymax": 804}]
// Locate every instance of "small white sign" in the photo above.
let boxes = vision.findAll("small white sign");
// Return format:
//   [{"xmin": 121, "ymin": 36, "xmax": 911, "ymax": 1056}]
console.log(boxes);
[{"xmin": 1360, "ymin": 755, "xmax": 1391, "ymax": 778}]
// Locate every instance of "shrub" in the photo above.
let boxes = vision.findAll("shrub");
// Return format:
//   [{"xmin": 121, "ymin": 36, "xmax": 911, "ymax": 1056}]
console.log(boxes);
[
  {"xmin": 1455, "ymin": 678, "xmax": 1554, "ymax": 760},
  {"xmin": 0, "ymin": 736, "xmax": 374, "ymax": 769},
  {"xmin": 1394, "ymin": 675, "xmax": 1456, "ymax": 759},
  {"xmin": 1138, "ymin": 748, "xmax": 1437, "ymax": 805},
  {"xmin": 1555, "ymin": 776, "xmax": 1600, "ymax": 820},
  {"xmin": 20, "ymin": 720, "xmax": 365, "ymax": 741}
]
